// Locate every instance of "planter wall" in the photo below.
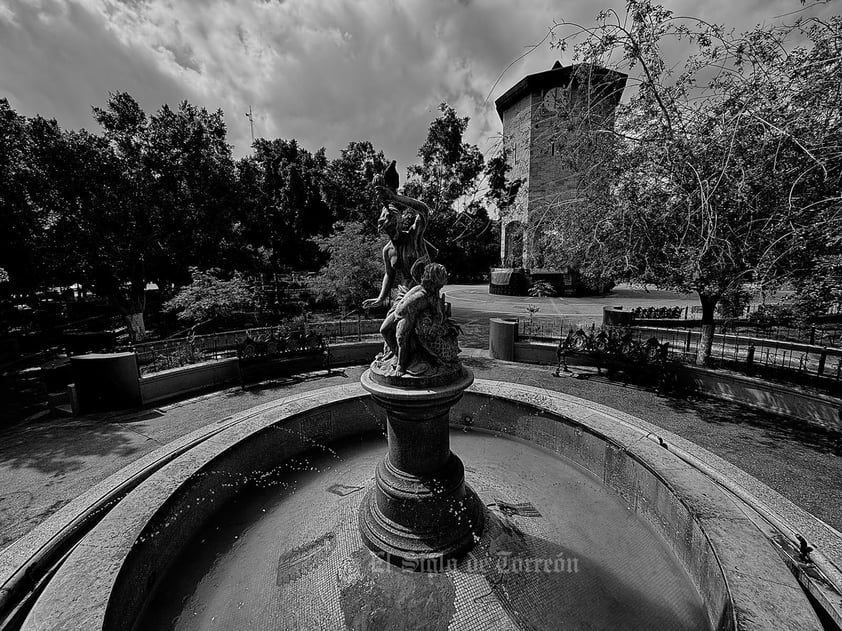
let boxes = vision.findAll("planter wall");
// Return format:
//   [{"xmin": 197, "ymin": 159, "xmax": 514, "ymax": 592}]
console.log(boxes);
[
  {"xmin": 327, "ymin": 341, "xmax": 383, "ymax": 367},
  {"xmin": 65, "ymin": 341, "xmax": 385, "ymax": 412},
  {"xmin": 139, "ymin": 358, "xmax": 240, "ymax": 406},
  {"xmin": 673, "ymin": 365, "xmax": 842, "ymax": 432}
]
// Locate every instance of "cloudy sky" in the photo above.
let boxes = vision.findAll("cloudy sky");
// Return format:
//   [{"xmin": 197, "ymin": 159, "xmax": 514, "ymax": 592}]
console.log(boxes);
[{"xmin": 1, "ymin": 0, "xmax": 838, "ymax": 172}]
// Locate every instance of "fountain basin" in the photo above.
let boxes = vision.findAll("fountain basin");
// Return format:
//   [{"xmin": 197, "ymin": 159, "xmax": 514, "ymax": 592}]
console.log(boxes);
[{"xmin": 3, "ymin": 381, "xmax": 826, "ymax": 630}]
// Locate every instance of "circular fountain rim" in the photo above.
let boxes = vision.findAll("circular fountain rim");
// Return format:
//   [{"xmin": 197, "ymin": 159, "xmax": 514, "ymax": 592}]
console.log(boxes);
[{"xmin": 2, "ymin": 380, "xmax": 834, "ymax": 631}]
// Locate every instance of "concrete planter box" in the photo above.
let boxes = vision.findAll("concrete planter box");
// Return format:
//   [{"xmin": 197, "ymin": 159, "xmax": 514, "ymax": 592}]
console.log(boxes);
[
  {"xmin": 71, "ymin": 353, "xmax": 142, "ymax": 412},
  {"xmin": 138, "ymin": 341, "xmax": 383, "ymax": 405},
  {"xmin": 674, "ymin": 365, "xmax": 842, "ymax": 431},
  {"xmin": 139, "ymin": 358, "xmax": 240, "ymax": 406},
  {"xmin": 328, "ymin": 341, "xmax": 382, "ymax": 366}
]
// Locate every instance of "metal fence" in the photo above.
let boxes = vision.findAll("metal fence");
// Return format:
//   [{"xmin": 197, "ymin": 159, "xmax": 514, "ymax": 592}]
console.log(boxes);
[
  {"xmin": 630, "ymin": 305, "xmax": 842, "ymax": 348},
  {"xmin": 716, "ymin": 323, "xmax": 842, "ymax": 348},
  {"xmin": 518, "ymin": 317, "xmax": 842, "ymax": 387},
  {"xmin": 518, "ymin": 317, "xmax": 601, "ymax": 341},
  {"xmin": 629, "ymin": 326, "xmax": 842, "ymax": 383},
  {"xmin": 132, "ymin": 317, "xmax": 382, "ymax": 375}
]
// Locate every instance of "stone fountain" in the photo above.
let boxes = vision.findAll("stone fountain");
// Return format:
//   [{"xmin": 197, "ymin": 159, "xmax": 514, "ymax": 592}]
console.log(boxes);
[{"xmin": 358, "ymin": 162, "xmax": 484, "ymax": 569}]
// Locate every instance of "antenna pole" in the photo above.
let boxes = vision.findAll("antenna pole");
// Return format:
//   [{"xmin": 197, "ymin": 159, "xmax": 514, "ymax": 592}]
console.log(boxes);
[{"xmin": 245, "ymin": 105, "xmax": 255, "ymax": 144}]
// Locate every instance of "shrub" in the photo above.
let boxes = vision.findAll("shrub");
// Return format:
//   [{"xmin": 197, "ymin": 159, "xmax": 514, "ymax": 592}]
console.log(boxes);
[
  {"xmin": 717, "ymin": 287, "xmax": 752, "ymax": 320},
  {"xmin": 748, "ymin": 304, "xmax": 796, "ymax": 328},
  {"xmin": 528, "ymin": 281, "xmax": 557, "ymax": 297},
  {"xmin": 163, "ymin": 268, "xmax": 256, "ymax": 324}
]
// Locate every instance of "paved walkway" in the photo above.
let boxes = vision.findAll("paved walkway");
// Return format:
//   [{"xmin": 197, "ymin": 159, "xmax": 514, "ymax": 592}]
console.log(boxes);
[
  {"xmin": 445, "ymin": 282, "xmax": 704, "ymax": 320},
  {"xmin": 1, "ymin": 348, "xmax": 840, "ymax": 554}
]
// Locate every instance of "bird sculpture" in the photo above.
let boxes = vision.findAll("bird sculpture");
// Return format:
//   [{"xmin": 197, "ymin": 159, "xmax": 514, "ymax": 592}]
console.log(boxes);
[{"xmin": 383, "ymin": 159, "xmax": 399, "ymax": 192}]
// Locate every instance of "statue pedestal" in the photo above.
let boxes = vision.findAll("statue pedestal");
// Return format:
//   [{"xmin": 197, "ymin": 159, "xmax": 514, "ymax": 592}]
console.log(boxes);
[{"xmin": 359, "ymin": 367, "xmax": 485, "ymax": 571}]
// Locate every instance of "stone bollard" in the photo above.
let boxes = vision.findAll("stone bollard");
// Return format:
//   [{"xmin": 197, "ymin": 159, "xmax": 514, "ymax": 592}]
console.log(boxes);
[{"xmin": 489, "ymin": 318, "xmax": 518, "ymax": 361}]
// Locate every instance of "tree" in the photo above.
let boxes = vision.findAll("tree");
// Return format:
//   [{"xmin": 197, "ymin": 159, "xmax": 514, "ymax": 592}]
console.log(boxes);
[
  {"xmin": 404, "ymin": 103, "xmax": 494, "ymax": 279},
  {"xmin": 310, "ymin": 222, "xmax": 382, "ymax": 311},
  {"xmin": 322, "ymin": 140, "xmax": 390, "ymax": 233},
  {"xmin": 163, "ymin": 267, "xmax": 255, "ymax": 325},
  {"xmin": 0, "ymin": 107, "xmax": 128, "ymax": 300},
  {"xmin": 485, "ymin": 149, "xmax": 523, "ymax": 218},
  {"xmin": 240, "ymin": 139, "xmax": 332, "ymax": 271},
  {"xmin": 424, "ymin": 202, "xmax": 500, "ymax": 282},
  {"xmin": 543, "ymin": 2, "xmax": 842, "ymax": 364},
  {"xmin": 143, "ymin": 101, "xmax": 240, "ymax": 280},
  {"xmin": 484, "ymin": 149, "xmax": 522, "ymax": 268},
  {"xmin": 405, "ymin": 103, "xmax": 485, "ymax": 214},
  {"xmin": 0, "ymin": 99, "xmax": 54, "ymax": 295},
  {"xmin": 76, "ymin": 92, "xmax": 240, "ymax": 340}
]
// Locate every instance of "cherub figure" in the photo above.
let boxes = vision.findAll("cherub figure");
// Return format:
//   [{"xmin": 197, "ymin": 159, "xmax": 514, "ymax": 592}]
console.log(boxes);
[{"xmin": 379, "ymin": 262, "xmax": 456, "ymax": 376}]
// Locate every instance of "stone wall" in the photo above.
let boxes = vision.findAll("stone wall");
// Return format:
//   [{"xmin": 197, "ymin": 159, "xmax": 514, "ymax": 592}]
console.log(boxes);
[
  {"xmin": 500, "ymin": 91, "xmax": 532, "ymax": 266},
  {"xmin": 496, "ymin": 64, "xmax": 626, "ymax": 272}
]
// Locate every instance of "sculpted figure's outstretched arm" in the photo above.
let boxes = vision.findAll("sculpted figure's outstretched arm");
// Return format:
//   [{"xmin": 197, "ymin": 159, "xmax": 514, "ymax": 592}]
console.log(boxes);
[{"xmin": 362, "ymin": 245, "xmax": 394, "ymax": 310}]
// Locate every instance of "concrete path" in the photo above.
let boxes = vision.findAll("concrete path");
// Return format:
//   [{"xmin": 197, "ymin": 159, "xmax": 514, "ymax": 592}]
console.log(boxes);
[
  {"xmin": 445, "ymin": 282, "xmax": 703, "ymax": 322},
  {"xmin": 1, "ymin": 348, "xmax": 840, "ymax": 556},
  {"xmin": 444, "ymin": 282, "xmax": 703, "ymax": 349}
]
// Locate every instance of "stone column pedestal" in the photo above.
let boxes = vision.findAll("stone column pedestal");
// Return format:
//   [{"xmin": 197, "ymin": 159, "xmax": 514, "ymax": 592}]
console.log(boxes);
[{"xmin": 359, "ymin": 367, "xmax": 485, "ymax": 571}]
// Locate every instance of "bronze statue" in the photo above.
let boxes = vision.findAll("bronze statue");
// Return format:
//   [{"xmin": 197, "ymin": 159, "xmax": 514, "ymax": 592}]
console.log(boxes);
[
  {"xmin": 363, "ymin": 162, "xmax": 460, "ymax": 379},
  {"xmin": 378, "ymin": 262, "xmax": 460, "ymax": 376},
  {"xmin": 362, "ymin": 161, "xmax": 431, "ymax": 310}
]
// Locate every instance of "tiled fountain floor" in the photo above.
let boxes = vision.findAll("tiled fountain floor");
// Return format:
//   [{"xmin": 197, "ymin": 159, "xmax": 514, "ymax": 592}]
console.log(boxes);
[{"xmin": 137, "ymin": 432, "xmax": 708, "ymax": 631}]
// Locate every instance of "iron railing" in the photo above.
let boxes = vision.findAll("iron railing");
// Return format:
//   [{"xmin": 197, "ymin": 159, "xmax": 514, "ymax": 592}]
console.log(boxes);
[
  {"xmin": 132, "ymin": 317, "xmax": 382, "ymax": 375},
  {"xmin": 519, "ymin": 317, "xmax": 842, "ymax": 388}
]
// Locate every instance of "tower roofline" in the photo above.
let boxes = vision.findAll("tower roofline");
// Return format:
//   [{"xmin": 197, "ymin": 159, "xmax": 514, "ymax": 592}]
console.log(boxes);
[{"xmin": 494, "ymin": 62, "xmax": 627, "ymax": 119}]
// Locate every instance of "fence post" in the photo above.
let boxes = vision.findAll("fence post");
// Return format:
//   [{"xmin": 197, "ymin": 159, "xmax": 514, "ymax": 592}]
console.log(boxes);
[
  {"xmin": 684, "ymin": 330, "xmax": 692, "ymax": 354},
  {"xmin": 357, "ymin": 313, "xmax": 362, "ymax": 342},
  {"xmin": 817, "ymin": 350, "xmax": 827, "ymax": 377}
]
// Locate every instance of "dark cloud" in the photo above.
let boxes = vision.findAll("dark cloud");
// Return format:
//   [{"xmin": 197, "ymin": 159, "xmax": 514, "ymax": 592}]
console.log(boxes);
[
  {"xmin": 0, "ymin": 0, "xmax": 201, "ymax": 134},
  {"xmin": 1, "ymin": 0, "xmax": 838, "ymax": 173}
]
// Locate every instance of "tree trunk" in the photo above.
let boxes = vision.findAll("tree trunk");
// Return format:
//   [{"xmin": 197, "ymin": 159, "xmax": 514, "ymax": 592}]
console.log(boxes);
[
  {"xmin": 109, "ymin": 275, "xmax": 147, "ymax": 343},
  {"xmin": 125, "ymin": 278, "xmax": 148, "ymax": 342},
  {"xmin": 695, "ymin": 294, "xmax": 719, "ymax": 366},
  {"xmin": 125, "ymin": 311, "xmax": 147, "ymax": 342}
]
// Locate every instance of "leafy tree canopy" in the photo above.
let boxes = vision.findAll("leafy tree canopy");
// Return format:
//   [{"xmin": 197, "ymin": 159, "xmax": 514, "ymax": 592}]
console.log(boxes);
[
  {"xmin": 310, "ymin": 221, "xmax": 383, "ymax": 311},
  {"xmin": 238, "ymin": 138, "xmax": 332, "ymax": 271},
  {"xmin": 322, "ymin": 140, "xmax": 390, "ymax": 233},
  {"xmin": 163, "ymin": 267, "xmax": 255, "ymax": 324},
  {"xmin": 539, "ymin": 1, "xmax": 842, "ymax": 360},
  {"xmin": 405, "ymin": 103, "xmax": 485, "ymax": 214},
  {"xmin": 401, "ymin": 103, "xmax": 496, "ymax": 279}
]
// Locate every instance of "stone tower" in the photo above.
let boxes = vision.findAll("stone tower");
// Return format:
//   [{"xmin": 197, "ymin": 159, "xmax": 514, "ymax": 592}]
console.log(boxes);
[{"xmin": 494, "ymin": 62, "xmax": 626, "ymax": 293}]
